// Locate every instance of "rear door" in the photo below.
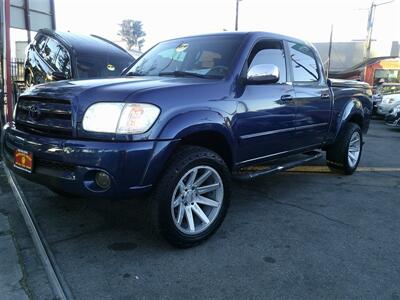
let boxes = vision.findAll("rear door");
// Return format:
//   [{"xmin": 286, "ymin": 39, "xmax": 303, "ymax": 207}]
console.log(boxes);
[{"xmin": 287, "ymin": 41, "xmax": 332, "ymax": 148}]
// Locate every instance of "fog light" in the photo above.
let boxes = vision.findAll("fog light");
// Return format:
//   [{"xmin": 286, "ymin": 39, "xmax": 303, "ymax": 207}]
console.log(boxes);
[{"xmin": 95, "ymin": 172, "xmax": 111, "ymax": 189}]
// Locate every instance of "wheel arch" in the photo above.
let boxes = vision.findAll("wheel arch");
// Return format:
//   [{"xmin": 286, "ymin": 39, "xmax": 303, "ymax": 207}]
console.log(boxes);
[
  {"xmin": 337, "ymin": 98, "xmax": 366, "ymax": 137},
  {"xmin": 24, "ymin": 67, "xmax": 33, "ymax": 84},
  {"xmin": 141, "ymin": 110, "xmax": 237, "ymax": 186},
  {"xmin": 177, "ymin": 129, "xmax": 234, "ymax": 170}
]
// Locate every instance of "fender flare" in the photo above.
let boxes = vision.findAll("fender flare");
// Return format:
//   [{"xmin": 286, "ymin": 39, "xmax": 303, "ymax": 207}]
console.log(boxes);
[
  {"xmin": 24, "ymin": 67, "xmax": 34, "ymax": 84},
  {"xmin": 156, "ymin": 109, "xmax": 235, "ymax": 144},
  {"xmin": 336, "ymin": 98, "xmax": 365, "ymax": 137},
  {"xmin": 140, "ymin": 110, "xmax": 236, "ymax": 186}
]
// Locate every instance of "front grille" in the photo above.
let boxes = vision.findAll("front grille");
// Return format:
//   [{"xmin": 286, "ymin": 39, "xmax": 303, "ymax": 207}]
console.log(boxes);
[{"xmin": 15, "ymin": 96, "xmax": 73, "ymax": 137}]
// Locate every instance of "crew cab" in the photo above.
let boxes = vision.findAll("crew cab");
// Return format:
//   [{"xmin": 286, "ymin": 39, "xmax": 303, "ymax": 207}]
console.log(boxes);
[{"xmin": 2, "ymin": 32, "xmax": 372, "ymax": 247}]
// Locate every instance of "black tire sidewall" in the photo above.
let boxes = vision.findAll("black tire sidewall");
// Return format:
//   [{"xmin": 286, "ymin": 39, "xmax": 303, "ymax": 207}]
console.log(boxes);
[
  {"xmin": 343, "ymin": 124, "xmax": 363, "ymax": 174},
  {"xmin": 153, "ymin": 147, "xmax": 231, "ymax": 247},
  {"xmin": 327, "ymin": 123, "xmax": 363, "ymax": 175}
]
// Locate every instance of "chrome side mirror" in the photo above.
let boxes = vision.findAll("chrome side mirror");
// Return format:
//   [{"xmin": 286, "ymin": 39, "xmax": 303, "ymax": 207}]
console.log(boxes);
[{"xmin": 247, "ymin": 64, "xmax": 279, "ymax": 84}]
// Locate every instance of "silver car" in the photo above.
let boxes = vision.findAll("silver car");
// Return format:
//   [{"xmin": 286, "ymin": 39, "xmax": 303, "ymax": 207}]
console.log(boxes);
[{"xmin": 377, "ymin": 84, "xmax": 400, "ymax": 116}]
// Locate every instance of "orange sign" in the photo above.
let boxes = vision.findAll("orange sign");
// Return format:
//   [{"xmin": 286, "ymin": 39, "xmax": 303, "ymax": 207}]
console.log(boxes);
[{"xmin": 14, "ymin": 149, "xmax": 33, "ymax": 173}]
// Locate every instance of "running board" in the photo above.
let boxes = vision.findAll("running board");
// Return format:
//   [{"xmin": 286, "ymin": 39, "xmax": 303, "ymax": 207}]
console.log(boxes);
[{"xmin": 233, "ymin": 151, "xmax": 323, "ymax": 181}]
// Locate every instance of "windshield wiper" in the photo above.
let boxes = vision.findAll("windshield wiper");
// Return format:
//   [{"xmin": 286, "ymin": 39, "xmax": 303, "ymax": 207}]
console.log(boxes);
[
  {"xmin": 125, "ymin": 71, "xmax": 145, "ymax": 76},
  {"xmin": 158, "ymin": 71, "xmax": 221, "ymax": 79}
]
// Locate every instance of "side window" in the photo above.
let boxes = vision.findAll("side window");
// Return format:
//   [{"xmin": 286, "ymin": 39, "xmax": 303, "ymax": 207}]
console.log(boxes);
[
  {"xmin": 35, "ymin": 35, "xmax": 47, "ymax": 52},
  {"xmin": 288, "ymin": 42, "xmax": 319, "ymax": 82},
  {"xmin": 55, "ymin": 47, "xmax": 71, "ymax": 75},
  {"xmin": 42, "ymin": 38, "xmax": 60, "ymax": 69},
  {"xmin": 248, "ymin": 40, "xmax": 287, "ymax": 83}
]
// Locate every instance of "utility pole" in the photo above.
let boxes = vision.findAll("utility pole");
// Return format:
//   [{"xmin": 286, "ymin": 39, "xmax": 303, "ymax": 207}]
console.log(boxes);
[
  {"xmin": 4, "ymin": 0, "xmax": 12, "ymax": 122},
  {"xmin": 326, "ymin": 25, "xmax": 333, "ymax": 78},
  {"xmin": 365, "ymin": 0, "xmax": 394, "ymax": 59},
  {"xmin": 0, "ymin": 0, "xmax": 4, "ymax": 127},
  {"xmin": 235, "ymin": 0, "xmax": 242, "ymax": 31}
]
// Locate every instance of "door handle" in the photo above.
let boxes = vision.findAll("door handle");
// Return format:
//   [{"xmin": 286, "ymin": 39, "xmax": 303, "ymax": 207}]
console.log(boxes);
[
  {"xmin": 321, "ymin": 93, "xmax": 331, "ymax": 100},
  {"xmin": 281, "ymin": 94, "xmax": 293, "ymax": 101}
]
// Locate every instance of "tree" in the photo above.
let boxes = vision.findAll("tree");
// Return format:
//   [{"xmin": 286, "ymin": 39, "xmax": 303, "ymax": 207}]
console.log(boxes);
[{"xmin": 118, "ymin": 19, "xmax": 146, "ymax": 51}]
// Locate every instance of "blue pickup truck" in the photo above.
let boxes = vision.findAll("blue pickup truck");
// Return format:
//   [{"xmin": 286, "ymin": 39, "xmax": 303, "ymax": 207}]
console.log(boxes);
[{"xmin": 2, "ymin": 32, "xmax": 372, "ymax": 247}]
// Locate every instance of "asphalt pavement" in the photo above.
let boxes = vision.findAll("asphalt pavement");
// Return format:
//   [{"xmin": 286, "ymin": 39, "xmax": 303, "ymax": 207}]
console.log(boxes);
[{"xmin": 1, "ymin": 119, "xmax": 399, "ymax": 299}]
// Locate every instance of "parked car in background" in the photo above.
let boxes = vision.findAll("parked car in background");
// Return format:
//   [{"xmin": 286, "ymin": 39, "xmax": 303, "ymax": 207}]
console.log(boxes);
[
  {"xmin": 376, "ymin": 84, "xmax": 400, "ymax": 116},
  {"xmin": 3, "ymin": 32, "xmax": 372, "ymax": 247},
  {"xmin": 385, "ymin": 104, "xmax": 400, "ymax": 128},
  {"xmin": 372, "ymin": 93, "xmax": 383, "ymax": 114},
  {"xmin": 24, "ymin": 29, "xmax": 135, "ymax": 87}
]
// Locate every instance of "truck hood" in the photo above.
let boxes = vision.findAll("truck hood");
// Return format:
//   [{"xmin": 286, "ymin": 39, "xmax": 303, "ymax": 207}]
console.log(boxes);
[
  {"xmin": 23, "ymin": 76, "xmax": 217, "ymax": 102},
  {"xmin": 21, "ymin": 76, "xmax": 230, "ymax": 137}
]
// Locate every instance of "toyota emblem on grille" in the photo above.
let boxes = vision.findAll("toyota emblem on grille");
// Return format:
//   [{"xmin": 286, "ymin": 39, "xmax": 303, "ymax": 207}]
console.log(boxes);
[{"xmin": 28, "ymin": 105, "xmax": 41, "ymax": 120}]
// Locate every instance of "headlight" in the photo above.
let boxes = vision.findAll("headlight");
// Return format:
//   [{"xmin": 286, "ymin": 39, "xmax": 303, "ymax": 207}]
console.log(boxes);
[
  {"xmin": 83, "ymin": 102, "xmax": 160, "ymax": 134},
  {"xmin": 390, "ymin": 106, "xmax": 400, "ymax": 115}
]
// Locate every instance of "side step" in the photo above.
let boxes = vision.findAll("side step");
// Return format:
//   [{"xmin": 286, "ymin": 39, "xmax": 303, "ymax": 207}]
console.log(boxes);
[{"xmin": 233, "ymin": 151, "xmax": 323, "ymax": 181}]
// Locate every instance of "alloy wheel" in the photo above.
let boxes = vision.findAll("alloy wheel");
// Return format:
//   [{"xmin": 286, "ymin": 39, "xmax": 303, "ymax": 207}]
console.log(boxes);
[
  {"xmin": 170, "ymin": 165, "xmax": 224, "ymax": 235},
  {"xmin": 348, "ymin": 131, "xmax": 361, "ymax": 168}
]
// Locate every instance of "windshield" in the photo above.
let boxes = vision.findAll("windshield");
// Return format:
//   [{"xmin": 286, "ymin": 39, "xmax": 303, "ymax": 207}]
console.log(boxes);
[{"xmin": 125, "ymin": 35, "xmax": 244, "ymax": 79}]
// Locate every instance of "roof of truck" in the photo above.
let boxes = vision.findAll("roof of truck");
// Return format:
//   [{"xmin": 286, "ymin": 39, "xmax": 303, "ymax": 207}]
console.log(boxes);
[
  {"xmin": 162, "ymin": 31, "xmax": 311, "ymax": 46},
  {"xmin": 37, "ymin": 29, "xmax": 134, "ymax": 61}
]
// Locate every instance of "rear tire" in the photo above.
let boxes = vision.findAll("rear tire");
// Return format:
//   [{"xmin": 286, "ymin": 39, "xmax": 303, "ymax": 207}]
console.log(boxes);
[
  {"xmin": 149, "ymin": 146, "xmax": 231, "ymax": 248},
  {"xmin": 326, "ymin": 123, "xmax": 363, "ymax": 175}
]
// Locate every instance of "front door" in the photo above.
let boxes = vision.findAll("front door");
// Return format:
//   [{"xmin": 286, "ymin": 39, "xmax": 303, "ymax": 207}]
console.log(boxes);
[{"xmin": 234, "ymin": 40, "xmax": 297, "ymax": 164}]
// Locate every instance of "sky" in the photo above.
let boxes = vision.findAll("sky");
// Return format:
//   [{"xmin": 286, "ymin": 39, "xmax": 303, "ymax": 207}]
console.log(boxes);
[
  {"xmin": 10, "ymin": 0, "xmax": 399, "ymax": 57},
  {"xmin": 53, "ymin": 0, "xmax": 400, "ymax": 52}
]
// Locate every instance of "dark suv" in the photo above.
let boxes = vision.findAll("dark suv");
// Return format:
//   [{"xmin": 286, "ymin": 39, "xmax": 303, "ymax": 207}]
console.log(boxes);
[{"xmin": 24, "ymin": 29, "xmax": 135, "ymax": 86}]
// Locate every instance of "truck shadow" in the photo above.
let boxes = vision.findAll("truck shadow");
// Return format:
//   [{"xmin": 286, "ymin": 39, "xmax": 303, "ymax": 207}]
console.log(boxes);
[{"xmin": 19, "ymin": 167, "xmax": 345, "ymax": 251}]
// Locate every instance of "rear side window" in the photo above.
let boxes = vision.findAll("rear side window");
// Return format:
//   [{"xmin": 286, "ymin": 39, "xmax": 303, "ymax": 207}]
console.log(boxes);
[
  {"xmin": 55, "ymin": 47, "xmax": 71, "ymax": 75},
  {"xmin": 248, "ymin": 40, "xmax": 287, "ymax": 83},
  {"xmin": 288, "ymin": 42, "xmax": 319, "ymax": 82},
  {"xmin": 35, "ymin": 35, "xmax": 47, "ymax": 52},
  {"xmin": 42, "ymin": 38, "xmax": 60, "ymax": 69}
]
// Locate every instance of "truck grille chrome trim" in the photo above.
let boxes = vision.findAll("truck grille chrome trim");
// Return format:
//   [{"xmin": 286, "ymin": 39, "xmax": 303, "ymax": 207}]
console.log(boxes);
[{"xmin": 15, "ymin": 97, "xmax": 73, "ymax": 138}]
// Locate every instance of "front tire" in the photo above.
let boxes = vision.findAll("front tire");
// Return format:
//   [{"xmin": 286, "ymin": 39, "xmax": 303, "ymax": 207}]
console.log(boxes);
[
  {"xmin": 25, "ymin": 70, "xmax": 34, "ymax": 88},
  {"xmin": 150, "ymin": 146, "xmax": 231, "ymax": 248},
  {"xmin": 326, "ymin": 123, "xmax": 363, "ymax": 175}
]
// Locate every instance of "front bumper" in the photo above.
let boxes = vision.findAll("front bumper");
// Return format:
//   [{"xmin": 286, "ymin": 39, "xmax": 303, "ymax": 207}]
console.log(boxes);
[
  {"xmin": 384, "ymin": 114, "xmax": 400, "ymax": 127},
  {"xmin": 376, "ymin": 105, "xmax": 390, "ymax": 116},
  {"xmin": 372, "ymin": 99, "xmax": 382, "ymax": 114},
  {"xmin": 1, "ymin": 123, "xmax": 178, "ymax": 198}
]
